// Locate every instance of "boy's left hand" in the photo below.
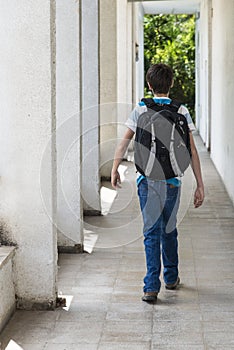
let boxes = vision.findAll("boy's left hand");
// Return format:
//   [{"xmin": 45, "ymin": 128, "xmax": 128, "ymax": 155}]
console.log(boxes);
[
  {"xmin": 194, "ymin": 186, "xmax": 204, "ymax": 208},
  {"xmin": 111, "ymin": 170, "xmax": 121, "ymax": 189}
]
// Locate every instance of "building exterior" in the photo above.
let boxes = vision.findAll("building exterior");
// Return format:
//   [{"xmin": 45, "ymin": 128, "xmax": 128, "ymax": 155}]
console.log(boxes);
[{"xmin": 0, "ymin": 0, "xmax": 234, "ymax": 329}]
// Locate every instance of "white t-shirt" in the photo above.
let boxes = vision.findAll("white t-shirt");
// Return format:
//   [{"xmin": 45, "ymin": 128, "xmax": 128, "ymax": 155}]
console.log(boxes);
[{"xmin": 125, "ymin": 97, "xmax": 196, "ymax": 133}]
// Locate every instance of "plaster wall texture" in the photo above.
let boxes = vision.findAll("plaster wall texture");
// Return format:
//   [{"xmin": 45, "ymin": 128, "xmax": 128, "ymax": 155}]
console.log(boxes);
[
  {"xmin": 100, "ymin": 0, "xmax": 118, "ymax": 178},
  {"xmin": 0, "ymin": 250, "xmax": 15, "ymax": 333},
  {"xmin": 197, "ymin": 0, "xmax": 212, "ymax": 147},
  {"xmin": 117, "ymin": 1, "xmax": 133, "ymax": 107},
  {"xmin": 116, "ymin": 0, "xmax": 132, "ymax": 142},
  {"xmin": 0, "ymin": 0, "xmax": 57, "ymax": 304},
  {"xmin": 210, "ymin": 0, "xmax": 234, "ymax": 204},
  {"xmin": 195, "ymin": 12, "xmax": 201, "ymax": 133},
  {"xmin": 100, "ymin": 0, "xmax": 138, "ymax": 177},
  {"xmin": 56, "ymin": 0, "xmax": 83, "ymax": 245},
  {"xmin": 135, "ymin": 3, "xmax": 145, "ymax": 104},
  {"xmin": 81, "ymin": 0, "xmax": 101, "ymax": 214}
]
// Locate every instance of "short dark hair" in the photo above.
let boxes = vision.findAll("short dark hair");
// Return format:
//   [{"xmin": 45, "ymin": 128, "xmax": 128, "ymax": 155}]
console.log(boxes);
[{"xmin": 146, "ymin": 63, "xmax": 173, "ymax": 94}]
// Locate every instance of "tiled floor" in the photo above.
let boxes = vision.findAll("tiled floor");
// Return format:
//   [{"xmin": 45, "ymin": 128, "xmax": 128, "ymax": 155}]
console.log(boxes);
[{"xmin": 1, "ymin": 135, "xmax": 234, "ymax": 350}]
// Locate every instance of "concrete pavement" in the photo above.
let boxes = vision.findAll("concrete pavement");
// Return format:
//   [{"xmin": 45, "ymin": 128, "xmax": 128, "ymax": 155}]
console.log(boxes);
[{"xmin": 1, "ymin": 135, "xmax": 234, "ymax": 350}]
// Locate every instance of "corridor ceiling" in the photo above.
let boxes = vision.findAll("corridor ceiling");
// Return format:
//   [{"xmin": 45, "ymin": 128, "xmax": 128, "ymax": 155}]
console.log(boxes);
[{"xmin": 141, "ymin": 1, "xmax": 200, "ymax": 14}]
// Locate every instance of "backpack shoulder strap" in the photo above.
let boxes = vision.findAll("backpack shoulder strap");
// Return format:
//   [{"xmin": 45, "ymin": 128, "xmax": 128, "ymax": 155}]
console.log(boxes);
[
  {"xmin": 169, "ymin": 99, "xmax": 182, "ymax": 112},
  {"xmin": 140, "ymin": 98, "xmax": 156, "ymax": 108},
  {"xmin": 141, "ymin": 98, "xmax": 182, "ymax": 110},
  {"xmin": 141, "ymin": 98, "xmax": 183, "ymax": 113}
]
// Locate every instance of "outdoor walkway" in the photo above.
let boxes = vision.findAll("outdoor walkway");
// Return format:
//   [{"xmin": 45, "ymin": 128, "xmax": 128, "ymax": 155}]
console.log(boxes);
[{"xmin": 1, "ymin": 135, "xmax": 234, "ymax": 350}]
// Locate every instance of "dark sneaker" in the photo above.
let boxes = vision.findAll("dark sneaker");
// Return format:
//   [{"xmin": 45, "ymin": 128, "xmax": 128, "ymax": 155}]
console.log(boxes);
[
  {"xmin": 165, "ymin": 277, "xmax": 180, "ymax": 290},
  {"xmin": 142, "ymin": 291, "xmax": 158, "ymax": 303}
]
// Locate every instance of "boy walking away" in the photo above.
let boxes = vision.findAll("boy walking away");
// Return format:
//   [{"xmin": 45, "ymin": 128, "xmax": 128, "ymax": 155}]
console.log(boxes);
[{"xmin": 111, "ymin": 63, "xmax": 204, "ymax": 303}]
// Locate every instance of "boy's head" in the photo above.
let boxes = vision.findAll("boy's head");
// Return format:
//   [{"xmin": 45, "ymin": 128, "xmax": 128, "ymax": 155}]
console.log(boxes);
[{"xmin": 146, "ymin": 63, "xmax": 173, "ymax": 95}]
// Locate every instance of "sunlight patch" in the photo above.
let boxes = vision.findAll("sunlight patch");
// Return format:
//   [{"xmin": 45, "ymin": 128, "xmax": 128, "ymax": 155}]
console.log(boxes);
[
  {"xmin": 5, "ymin": 340, "xmax": 24, "ymax": 350},
  {"xmin": 100, "ymin": 164, "xmax": 127, "ymax": 215},
  {"xmin": 100, "ymin": 186, "xmax": 117, "ymax": 215},
  {"xmin": 57, "ymin": 294, "xmax": 74, "ymax": 311},
  {"xmin": 83, "ymin": 229, "xmax": 98, "ymax": 253}
]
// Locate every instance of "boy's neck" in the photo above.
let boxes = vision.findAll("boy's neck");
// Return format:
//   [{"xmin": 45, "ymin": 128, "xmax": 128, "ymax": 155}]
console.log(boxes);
[{"xmin": 154, "ymin": 93, "xmax": 170, "ymax": 98}]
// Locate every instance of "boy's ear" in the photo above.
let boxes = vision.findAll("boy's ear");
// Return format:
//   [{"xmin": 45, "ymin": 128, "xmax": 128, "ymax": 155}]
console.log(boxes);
[
  {"xmin": 171, "ymin": 79, "xmax": 174, "ymax": 88},
  {"xmin": 147, "ymin": 82, "xmax": 153, "ymax": 90}
]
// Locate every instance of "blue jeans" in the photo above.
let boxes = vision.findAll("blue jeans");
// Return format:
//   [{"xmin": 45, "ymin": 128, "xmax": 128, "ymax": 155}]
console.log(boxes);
[{"xmin": 137, "ymin": 178, "xmax": 181, "ymax": 293}]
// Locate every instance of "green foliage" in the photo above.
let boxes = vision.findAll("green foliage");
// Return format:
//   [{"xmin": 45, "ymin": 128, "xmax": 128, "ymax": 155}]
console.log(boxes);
[{"xmin": 144, "ymin": 14, "xmax": 195, "ymax": 120}]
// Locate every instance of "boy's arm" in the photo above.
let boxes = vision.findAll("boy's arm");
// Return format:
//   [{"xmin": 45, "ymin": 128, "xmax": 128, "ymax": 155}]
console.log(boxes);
[
  {"xmin": 111, "ymin": 128, "xmax": 135, "ymax": 189},
  {"xmin": 189, "ymin": 133, "xmax": 205, "ymax": 208}
]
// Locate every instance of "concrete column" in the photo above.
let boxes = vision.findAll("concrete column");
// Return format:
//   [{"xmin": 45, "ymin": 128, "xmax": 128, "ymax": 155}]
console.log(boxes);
[
  {"xmin": 117, "ymin": 1, "xmax": 133, "ymax": 107},
  {"xmin": 117, "ymin": 0, "xmax": 134, "ymax": 143},
  {"xmin": 195, "ymin": 13, "xmax": 201, "ymax": 132},
  {"xmin": 210, "ymin": 0, "xmax": 234, "ymax": 204},
  {"xmin": 100, "ymin": 0, "xmax": 135, "ymax": 178},
  {"xmin": 197, "ymin": 0, "xmax": 212, "ymax": 148},
  {"xmin": 0, "ymin": 0, "xmax": 57, "ymax": 308},
  {"xmin": 81, "ymin": 0, "xmax": 101, "ymax": 215},
  {"xmin": 99, "ymin": 0, "xmax": 117, "ymax": 179},
  {"xmin": 134, "ymin": 3, "xmax": 145, "ymax": 103},
  {"xmin": 56, "ymin": 0, "xmax": 83, "ymax": 251}
]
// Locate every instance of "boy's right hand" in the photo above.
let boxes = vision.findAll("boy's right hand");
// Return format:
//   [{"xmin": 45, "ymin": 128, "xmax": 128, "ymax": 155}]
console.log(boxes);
[
  {"xmin": 194, "ymin": 185, "xmax": 205, "ymax": 208},
  {"xmin": 111, "ymin": 170, "xmax": 121, "ymax": 189}
]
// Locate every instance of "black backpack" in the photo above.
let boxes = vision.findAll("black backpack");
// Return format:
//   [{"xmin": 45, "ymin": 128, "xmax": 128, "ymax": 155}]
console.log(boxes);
[{"xmin": 134, "ymin": 98, "xmax": 191, "ymax": 180}]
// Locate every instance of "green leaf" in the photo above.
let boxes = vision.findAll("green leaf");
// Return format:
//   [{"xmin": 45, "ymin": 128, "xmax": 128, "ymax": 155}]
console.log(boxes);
[{"xmin": 144, "ymin": 14, "xmax": 196, "ymax": 121}]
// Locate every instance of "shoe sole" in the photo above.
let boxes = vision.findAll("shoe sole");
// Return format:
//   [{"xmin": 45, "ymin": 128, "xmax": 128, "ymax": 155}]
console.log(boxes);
[
  {"xmin": 165, "ymin": 277, "xmax": 180, "ymax": 290},
  {"xmin": 142, "ymin": 295, "xmax": 157, "ymax": 303}
]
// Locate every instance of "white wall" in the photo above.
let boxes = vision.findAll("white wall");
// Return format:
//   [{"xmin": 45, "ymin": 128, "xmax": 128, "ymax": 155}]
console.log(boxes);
[
  {"xmin": 56, "ymin": 0, "xmax": 83, "ymax": 248},
  {"xmin": 100, "ymin": 0, "xmax": 118, "ymax": 178},
  {"xmin": 117, "ymin": 0, "xmax": 133, "ymax": 107},
  {"xmin": 197, "ymin": 0, "xmax": 212, "ymax": 148},
  {"xmin": 0, "ymin": 248, "xmax": 15, "ymax": 333},
  {"xmin": 100, "ymin": 0, "xmax": 139, "ymax": 177},
  {"xmin": 135, "ymin": 3, "xmax": 145, "ymax": 103},
  {"xmin": 0, "ymin": 0, "xmax": 57, "ymax": 307},
  {"xmin": 116, "ymin": 0, "xmax": 134, "ymax": 142},
  {"xmin": 81, "ymin": 0, "xmax": 101, "ymax": 214},
  {"xmin": 210, "ymin": 0, "xmax": 234, "ymax": 204}
]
